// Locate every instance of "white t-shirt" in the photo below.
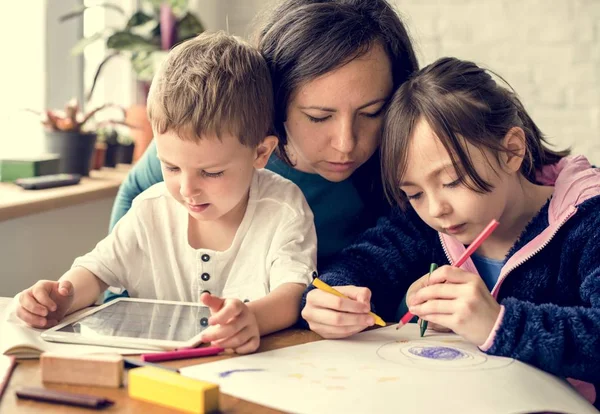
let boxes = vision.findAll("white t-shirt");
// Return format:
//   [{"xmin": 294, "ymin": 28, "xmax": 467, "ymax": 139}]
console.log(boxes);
[{"xmin": 72, "ymin": 169, "xmax": 317, "ymax": 303}]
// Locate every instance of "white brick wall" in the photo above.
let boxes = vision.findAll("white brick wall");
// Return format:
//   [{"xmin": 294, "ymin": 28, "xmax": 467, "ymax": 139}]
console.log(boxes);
[{"xmin": 396, "ymin": 0, "xmax": 600, "ymax": 164}]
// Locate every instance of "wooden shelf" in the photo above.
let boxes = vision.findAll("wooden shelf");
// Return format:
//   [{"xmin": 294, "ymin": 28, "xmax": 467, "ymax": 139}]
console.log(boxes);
[{"xmin": 0, "ymin": 166, "xmax": 131, "ymax": 222}]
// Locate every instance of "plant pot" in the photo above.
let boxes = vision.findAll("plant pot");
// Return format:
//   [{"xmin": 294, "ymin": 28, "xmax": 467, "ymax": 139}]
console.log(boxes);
[
  {"xmin": 104, "ymin": 142, "xmax": 120, "ymax": 168},
  {"xmin": 126, "ymin": 104, "xmax": 153, "ymax": 163},
  {"xmin": 92, "ymin": 142, "xmax": 107, "ymax": 170},
  {"xmin": 115, "ymin": 143, "xmax": 135, "ymax": 165},
  {"xmin": 43, "ymin": 130, "xmax": 97, "ymax": 176}
]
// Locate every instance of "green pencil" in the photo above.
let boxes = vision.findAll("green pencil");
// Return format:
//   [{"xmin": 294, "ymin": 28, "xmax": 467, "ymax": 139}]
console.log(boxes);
[{"xmin": 419, "ymin": 262, "xmax": 438, "ymax": 337}]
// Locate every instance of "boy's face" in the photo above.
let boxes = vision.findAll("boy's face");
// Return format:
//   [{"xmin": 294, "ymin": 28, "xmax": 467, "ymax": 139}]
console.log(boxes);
[
  {"xmin": 155, "ymin": 130, "xmax": 275, "ymax": 223},
  {"xmin": 398, "ymin": 118, "xmax": 513, "ymax": 246}
]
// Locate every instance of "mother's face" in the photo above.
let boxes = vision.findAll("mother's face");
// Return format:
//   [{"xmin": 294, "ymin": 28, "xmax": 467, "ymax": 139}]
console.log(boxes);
[{"xmin": 284, "ymin": 42, "xmax": 393, "ymax": 182}]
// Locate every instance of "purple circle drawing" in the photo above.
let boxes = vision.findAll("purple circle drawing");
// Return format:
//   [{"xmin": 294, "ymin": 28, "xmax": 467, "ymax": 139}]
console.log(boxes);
[{"xmin": 408, "ymin": 346, "xmax": 467, "ymax": 360}]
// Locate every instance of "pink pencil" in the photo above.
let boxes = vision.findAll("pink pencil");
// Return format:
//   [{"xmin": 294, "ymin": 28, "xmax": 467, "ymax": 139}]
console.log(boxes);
[
  {"xmin": 141, "ymin": 346, "xmax": 224, "ymax": 363},
  {"xmin": 396, "ymin": 219, "xmax": 500, "ymax": 330}
]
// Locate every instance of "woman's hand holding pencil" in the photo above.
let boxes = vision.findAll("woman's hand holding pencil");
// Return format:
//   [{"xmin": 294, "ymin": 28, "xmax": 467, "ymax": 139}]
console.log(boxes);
[{"xmin": 302, "ymin": 280, "xmax": 383, "ymax": 339}]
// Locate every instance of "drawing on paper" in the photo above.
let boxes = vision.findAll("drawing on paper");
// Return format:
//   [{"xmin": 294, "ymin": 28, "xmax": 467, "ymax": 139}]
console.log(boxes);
[
  {"xmin": 377, "ymin": 339, "xmax": 514, "ymax": 371},
  {"xmin": 218, "ymin": 368, "xmax": 265, "ymax": 378}
]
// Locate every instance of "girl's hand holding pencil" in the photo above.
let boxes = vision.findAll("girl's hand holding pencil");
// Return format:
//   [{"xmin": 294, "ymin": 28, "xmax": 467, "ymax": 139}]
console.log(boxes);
[{"xmin": 407, "ymin": 266, "xmax": 501, "ymax": 346}]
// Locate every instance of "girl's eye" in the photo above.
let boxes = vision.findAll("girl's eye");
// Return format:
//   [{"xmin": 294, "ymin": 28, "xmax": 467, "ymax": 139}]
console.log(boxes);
[
  {"xmin": 443, "ymin": 179, "xmax": 461, "ymax": 188},
  {"xmin": 405, "ymin": 192, "xmax": 422, "ymax": 201},
  {"xmin": 306, "ymin": 114, "xmax": 331, "ymax": 123},
  {"xmin": 202, "ymin": 170, "xmax": 224, "ymax": 178}
]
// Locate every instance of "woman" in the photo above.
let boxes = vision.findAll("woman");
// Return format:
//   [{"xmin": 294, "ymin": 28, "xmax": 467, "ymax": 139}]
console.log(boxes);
[{"xmin": 107, "ymin": 0, "xmax": 418, "ymax": 300}]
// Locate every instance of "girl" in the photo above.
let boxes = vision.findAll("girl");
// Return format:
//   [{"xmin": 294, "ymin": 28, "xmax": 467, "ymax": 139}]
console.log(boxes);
[{"xmin": 301, "ymin": 57, "xmax": 600, "ymax": 407}]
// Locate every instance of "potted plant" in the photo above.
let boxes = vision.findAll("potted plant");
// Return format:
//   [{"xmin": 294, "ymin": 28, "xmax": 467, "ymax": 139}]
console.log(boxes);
[
  {"xmin": 28, "ymin": 99, "xmax": 130, "ymax": 176},
  {"xmin": 61, "ymin": 1, "xmax": 204, "ymax": 161}
]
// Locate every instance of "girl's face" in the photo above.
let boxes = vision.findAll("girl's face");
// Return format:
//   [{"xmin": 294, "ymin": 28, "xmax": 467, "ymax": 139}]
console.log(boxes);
[
  {"xmin": 399, "ymin": 118, "xmax": 515, "ymax": 246},
  {"xmin": 284, "ymin": 42, "xmax": 393, "ymax": 182}
]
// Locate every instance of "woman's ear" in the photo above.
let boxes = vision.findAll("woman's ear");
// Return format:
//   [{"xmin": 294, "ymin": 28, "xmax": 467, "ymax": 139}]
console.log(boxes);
[
  {"xmin": 253, "ymin": 135, "xmax": 279, "ymax": 169},
  {"xmin": 502, "ymin": 127, "xmax": 527, "ymax": 173}
]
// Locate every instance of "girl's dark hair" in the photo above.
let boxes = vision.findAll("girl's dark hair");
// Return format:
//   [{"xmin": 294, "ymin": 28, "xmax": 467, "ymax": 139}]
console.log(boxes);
[
  {"xmin": 255, "ymin": 0, "xmax": 419, "ymax": 164},
  {"xmin": 381, "ymin": 57, "xmax": 570, "ymax": 208}
]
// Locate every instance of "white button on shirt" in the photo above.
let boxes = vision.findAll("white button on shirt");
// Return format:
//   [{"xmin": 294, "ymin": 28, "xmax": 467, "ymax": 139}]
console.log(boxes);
[{"xmin": 72, "ymin": 169, "xmax": 317, "ymax": 303}]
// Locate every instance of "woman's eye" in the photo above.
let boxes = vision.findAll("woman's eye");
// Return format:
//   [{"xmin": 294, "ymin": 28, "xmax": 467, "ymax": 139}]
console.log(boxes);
[
  {"xmin": 362, "ymin": 108, "xmax": 384, "ymax": 118},
  {"xmin": 202, "ymin": 170, "xmax": 224, "ymax": 178},
  {"xmin": 306, "ymin": 114, "xmax": 331, "ymax": 123}
]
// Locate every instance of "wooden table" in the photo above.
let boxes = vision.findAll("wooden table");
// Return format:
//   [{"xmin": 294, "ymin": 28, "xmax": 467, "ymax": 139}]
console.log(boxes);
[{"xmin": 0, "ymin": 327, "xmax": 323, "ymax": 413}]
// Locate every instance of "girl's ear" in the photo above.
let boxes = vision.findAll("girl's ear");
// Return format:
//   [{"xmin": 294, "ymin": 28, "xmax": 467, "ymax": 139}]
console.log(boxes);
[
  {"xmin": 502, "ymin": 127, "xmax": 527, "ymax": 173},
  {"xmin": 253, "ymin": 135, "xmax": 279, "ymax": 169}
]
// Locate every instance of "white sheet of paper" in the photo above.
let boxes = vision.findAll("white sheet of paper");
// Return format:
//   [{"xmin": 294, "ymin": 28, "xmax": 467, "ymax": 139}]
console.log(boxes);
[{"xmin": 181, "ymin": 325, "xmax": 597, "ymax": 414}]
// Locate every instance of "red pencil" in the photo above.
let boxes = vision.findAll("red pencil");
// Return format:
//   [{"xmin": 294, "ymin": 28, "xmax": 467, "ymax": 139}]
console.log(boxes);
[{"xmin": 396, "ymin": 219, "xmax": 500, "ymax": 330}]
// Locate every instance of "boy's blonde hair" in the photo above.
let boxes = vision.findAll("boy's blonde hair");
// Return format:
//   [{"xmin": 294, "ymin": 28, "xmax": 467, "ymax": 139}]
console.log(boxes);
[{"xmin": 147, "ymin": 31, "xmax": 274, "ymax": 147}]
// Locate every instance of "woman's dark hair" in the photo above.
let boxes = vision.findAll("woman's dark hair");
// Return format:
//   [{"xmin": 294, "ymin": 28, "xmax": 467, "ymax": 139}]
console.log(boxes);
[
  {"xmin": 381, "ymin": 57, "xmax": 570, "ymax": 208},
  {"xmin": 255, "ymin": 0, "xmax": 419, "ymax": 163}
]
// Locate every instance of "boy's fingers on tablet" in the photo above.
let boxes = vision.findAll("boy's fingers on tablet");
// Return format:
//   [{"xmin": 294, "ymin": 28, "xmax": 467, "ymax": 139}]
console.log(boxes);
[
  {"xmin": 213, "ymin": 325, "xmax": 254, "ymax": 350},
  {"xmin": 19, "ymin": 291, "xmax": 48, "ymax": 317},
  {"xmin": 15, "ymin": 306, "xmax": 47, "ymax": 328},
  {"xmin": 209, "ymin": 299, "xmax": 244, "ymax": 325},
  {"xmin": 201, "ymin": 293, "xmax": 225, "ymax": 313},
  {"xmin": 233, "ymin": 335, "xmax": 260, "ymax": 355},
  {"xmin": 202, "ymin": 318, "xmax": 245, "ymax": 343},
  {"xmin": 32, "ymin": 283, "xmax": 57, "ymax": 312}
]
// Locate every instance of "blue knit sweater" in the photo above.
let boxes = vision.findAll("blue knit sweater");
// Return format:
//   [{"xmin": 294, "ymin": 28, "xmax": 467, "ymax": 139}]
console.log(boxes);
[{"xmin": 301, "ymin": 156, "xmax": 600, "ymax": 407}]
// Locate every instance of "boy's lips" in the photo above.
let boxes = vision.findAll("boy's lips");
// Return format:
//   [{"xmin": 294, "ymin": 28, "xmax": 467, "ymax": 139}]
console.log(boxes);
[{"xmin": 187, "ymin": 202, "xmax": 210, "ymax": 213}]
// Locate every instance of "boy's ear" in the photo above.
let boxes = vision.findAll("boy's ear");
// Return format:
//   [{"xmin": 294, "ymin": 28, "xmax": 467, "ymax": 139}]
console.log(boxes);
[
  {"xmin": 502, "ymin": 127, "xmax": 527, "ymax": 173},
  {"xmin": 253, "ymin": 135, "xmax": 278, "ymax": 169}
]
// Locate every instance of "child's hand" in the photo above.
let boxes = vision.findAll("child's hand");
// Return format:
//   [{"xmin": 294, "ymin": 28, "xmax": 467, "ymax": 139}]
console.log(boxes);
[
  {"xmin": 200, "ymin": 292, "xmax": 260, "ymax": 354},
  {"xmin": 407, "ymin": 266, "xmax": 501, "ymax": 346},
  {"xmin": 16, "ymin": 280, "xmax": 74, "ymax": 328},
  {"xmin": 301, "ymin": 286, "xmax": 374, "ymax": 339},
  {"xmin": 405, "ymin": 273, "xmax": 452, "ymax": 332}
]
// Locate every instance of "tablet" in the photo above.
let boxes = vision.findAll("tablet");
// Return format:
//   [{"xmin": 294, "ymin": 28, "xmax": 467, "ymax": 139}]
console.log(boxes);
[{"xmin": 40, "ymin": 298, "xmax": 211, "ymax": 351}]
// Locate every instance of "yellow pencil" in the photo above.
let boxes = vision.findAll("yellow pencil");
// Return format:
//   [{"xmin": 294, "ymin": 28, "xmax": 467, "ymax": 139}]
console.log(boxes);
[{"xmin": 312, "ymin": 278, "xmax": 386, "ymax": 326}]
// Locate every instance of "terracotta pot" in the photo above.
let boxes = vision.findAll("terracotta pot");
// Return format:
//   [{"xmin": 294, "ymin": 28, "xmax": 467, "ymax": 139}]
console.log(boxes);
[
  {"xmin": 92, "ymin": 142, "xmax": 107, "ymax": 170},
  {"xmin": 126, "ymin": 104, "xmax": 153, "ymax": 163}
]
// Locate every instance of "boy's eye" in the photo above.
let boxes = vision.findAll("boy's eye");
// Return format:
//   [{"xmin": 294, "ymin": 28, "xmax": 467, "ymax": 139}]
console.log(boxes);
[
  {"xmin": 305, "ymin": 114, "xmax": 331, "ymax": 123},
  {"xmin": 165, "ymin": 166, "xmax": 179, "ymax": 172},
  {"xmin": 202, "ymin": 170, "xmax": 224, "ymax": 178}
]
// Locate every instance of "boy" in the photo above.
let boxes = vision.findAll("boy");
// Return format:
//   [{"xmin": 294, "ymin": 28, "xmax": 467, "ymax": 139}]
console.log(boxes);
[{"xmin": 16, "ymin": 32, "xmax": 317, "ymax": 354}]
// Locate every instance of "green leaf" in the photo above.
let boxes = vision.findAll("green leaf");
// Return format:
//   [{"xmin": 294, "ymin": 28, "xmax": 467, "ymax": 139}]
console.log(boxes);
[
  {"xmin": 70, "ymin": 31, "xmax": 105, "ymax": 56},
  {"xmin": 107, "ymin": 32, "xmax": 159, "ymax": 52},
  {"xmin": 177, "ymin": 12, "xmax": 204, "ymax": 41},
  {"xmin": 59, "ymin": 2, "xmax": 125, "ymax": 22},
  {"xmin": 125, "ymin": 11, "xmax": 154, "ymax": 29},
  {"xmin": 131, "ymin": 51, "xmax": 156, "ymax": 82}
]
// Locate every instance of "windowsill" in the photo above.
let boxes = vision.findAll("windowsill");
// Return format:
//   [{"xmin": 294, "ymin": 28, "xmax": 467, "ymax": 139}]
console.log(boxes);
[{"xmin": 0, "ymin": 165, "xmax": 131, "ymax": 222}]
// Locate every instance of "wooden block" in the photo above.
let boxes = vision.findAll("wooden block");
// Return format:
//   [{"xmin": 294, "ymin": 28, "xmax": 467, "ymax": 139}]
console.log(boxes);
[
  {"xmin": 40, "ymin": 353, "xmax": 123, "ymax": 388},
  {"xmin": 128, "ymin": 367, "xmax": 219, "ymax": 413}
]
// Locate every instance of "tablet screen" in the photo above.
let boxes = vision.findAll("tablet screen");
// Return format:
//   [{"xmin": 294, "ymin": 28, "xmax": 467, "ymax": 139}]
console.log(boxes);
[{"xmin": 56, "ymin": 301, "xmax": 211, "ymax": 342}]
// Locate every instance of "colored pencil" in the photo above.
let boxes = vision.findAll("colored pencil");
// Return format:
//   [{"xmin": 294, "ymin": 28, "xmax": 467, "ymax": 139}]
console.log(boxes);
[
  {"xmin": 419, "ymin": 263, "xmax": 438, "ymax": 337},
  {"xmin": 397, "ymin": 219, "xmax": 500, "ymax": 330},
  {"xmin": 312, "ymin": 278, "xmax": 386, "ymax": 326},
  {"xmin": 141, "ymin": 346, "xmax": 224, "ymax": 363}
]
